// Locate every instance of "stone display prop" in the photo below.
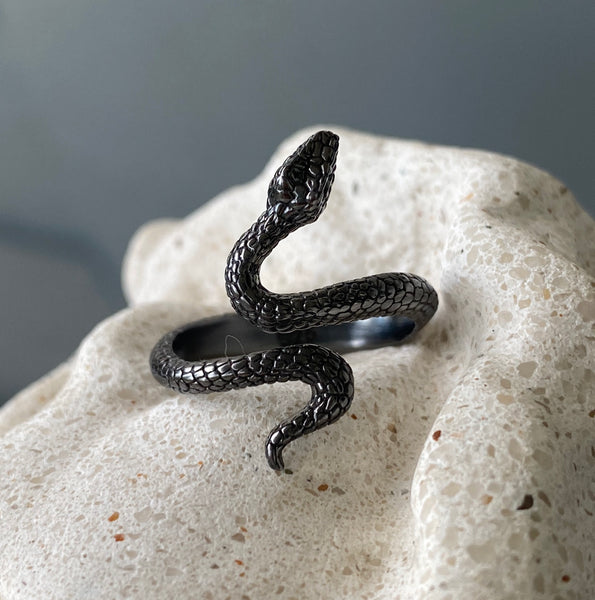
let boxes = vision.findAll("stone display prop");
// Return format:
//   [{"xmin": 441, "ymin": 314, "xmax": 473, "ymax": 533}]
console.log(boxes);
[{"xmin": 1, "ymin": 127, "xmax": 593, "ymax": 599}]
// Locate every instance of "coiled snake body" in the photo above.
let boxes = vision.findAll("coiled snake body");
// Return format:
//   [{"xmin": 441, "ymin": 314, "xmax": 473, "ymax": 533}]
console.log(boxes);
[{"xmin": 150, "ymin": 131, "xmax": 438, "ymax": 470}]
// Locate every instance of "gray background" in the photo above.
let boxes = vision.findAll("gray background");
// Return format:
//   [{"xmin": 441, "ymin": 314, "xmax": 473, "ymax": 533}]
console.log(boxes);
[{"xmin": 1, "ymin": 0, "xmax": 594, "ymax": 403}]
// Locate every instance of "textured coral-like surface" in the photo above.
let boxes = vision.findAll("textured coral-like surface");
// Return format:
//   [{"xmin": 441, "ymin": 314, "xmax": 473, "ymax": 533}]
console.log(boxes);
[{"xmin": 1, "ymin": 127, "xmax": 594, "ymax": 599}]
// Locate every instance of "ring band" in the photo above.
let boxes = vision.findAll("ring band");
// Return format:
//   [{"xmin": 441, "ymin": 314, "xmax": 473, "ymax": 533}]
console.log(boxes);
[{"xmin": 150, "ymin": 131, "xmax": 438, "ymax": 470}]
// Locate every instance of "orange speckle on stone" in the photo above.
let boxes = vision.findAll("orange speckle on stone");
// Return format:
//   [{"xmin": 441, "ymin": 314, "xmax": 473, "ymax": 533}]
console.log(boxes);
[
  {"xmin": 432, "ymin": 430, "xmax": 442, "ymax": 441},
  {"xmin": 350, "ymin": 414, "xmax": 358, "ymax": 420},
  {"xmin": 240, "ymin": 526, "xmax": 248, "ymax": 533},
  {"xmin": 480, "ymin": 495, "xmax": 493, "ymax": 505},
  {"xmin": 136, "ymin": 473, "xmax": 147, "ymax": 479},
  {"xmin": 561, "ymin": 575, "xmax": 570, "ymax": 582},
  {"xmin": 114, "ymin": 534, "xmax": 125, "ymax": 542},
  {"xmin": 198, "ymin": 461, "xmax": 204, "ymax": 468},
  {"xmin": 318, "ymin": 484, "xmax": 329, "ymax": 492},
  {"xmin": 235, "ymin": 560, "xmax": 243, "ymax": 566},
  {"xmin": 108, "ymin": 512, "xmax": 119, "ymax": 522},
  {"xmin": 239, "ymin": 572, "xmax": 245, "ymax": 577},
  {"xmin": 589, "ymin": 409, "xmax": 595, "ymax": 418}
]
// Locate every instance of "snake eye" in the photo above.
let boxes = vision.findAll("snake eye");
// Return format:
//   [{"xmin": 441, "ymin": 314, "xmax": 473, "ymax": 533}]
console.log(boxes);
[{"xmin": 267, "ymin": 176, "xmax": 295, "ymax": 211}]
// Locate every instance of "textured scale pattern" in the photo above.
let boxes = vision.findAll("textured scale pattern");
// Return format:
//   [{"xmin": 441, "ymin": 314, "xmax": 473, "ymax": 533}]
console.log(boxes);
[
  {"xmin": 150, "ymin": 131, "xmax": 438, "ymax": 470},
  {"xmin": 151, "ymin": 337, "xmax": 354, "ymax": 470}
]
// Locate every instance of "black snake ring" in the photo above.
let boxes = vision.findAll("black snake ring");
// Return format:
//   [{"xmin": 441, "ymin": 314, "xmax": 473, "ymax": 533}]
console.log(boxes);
[{"xmin": 150, "ymin": 131, "xmax": 438, "ymax": 470}]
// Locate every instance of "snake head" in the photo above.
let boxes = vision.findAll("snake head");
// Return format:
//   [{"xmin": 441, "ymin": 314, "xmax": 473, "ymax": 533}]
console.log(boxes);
[{"xmin": 267, "ymin": 130, "xmax": 339, "ymax": 225}]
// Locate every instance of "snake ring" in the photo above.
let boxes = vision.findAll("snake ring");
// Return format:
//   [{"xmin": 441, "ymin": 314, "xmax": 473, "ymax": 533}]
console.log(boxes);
[{"xmin": 150, "ymin": 130, "xmax": 438, "ymax": 471}]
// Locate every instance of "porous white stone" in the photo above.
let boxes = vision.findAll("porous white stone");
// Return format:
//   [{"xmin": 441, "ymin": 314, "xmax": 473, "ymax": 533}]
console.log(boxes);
[{"xmin": 1, "ymin": 127, "xmax": 594, "ymax": 599}]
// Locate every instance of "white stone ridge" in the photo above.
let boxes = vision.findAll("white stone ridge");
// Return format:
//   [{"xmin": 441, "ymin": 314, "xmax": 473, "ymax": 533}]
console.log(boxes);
[{"xmin": 1, "ymin": 126, "xmax": 593, "ymax": 599}]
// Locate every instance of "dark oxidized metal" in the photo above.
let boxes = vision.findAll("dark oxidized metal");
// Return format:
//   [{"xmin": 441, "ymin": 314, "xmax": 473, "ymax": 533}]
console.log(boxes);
[{"xmin": 150, "ymin": 131, "xmax": 438, "ymax": 471}]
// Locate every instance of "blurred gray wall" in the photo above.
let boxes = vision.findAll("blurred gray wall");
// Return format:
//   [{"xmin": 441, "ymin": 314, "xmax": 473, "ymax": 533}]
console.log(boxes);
[{"xmin": 1, "ymin": 0, "xmax": 594, "ymax": 402}]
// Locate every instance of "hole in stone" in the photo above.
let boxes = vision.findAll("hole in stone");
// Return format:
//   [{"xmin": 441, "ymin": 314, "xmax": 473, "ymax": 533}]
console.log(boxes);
[{"xmin": 516, "ymin": 494, "xmax": 534, "ymax": 510}]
